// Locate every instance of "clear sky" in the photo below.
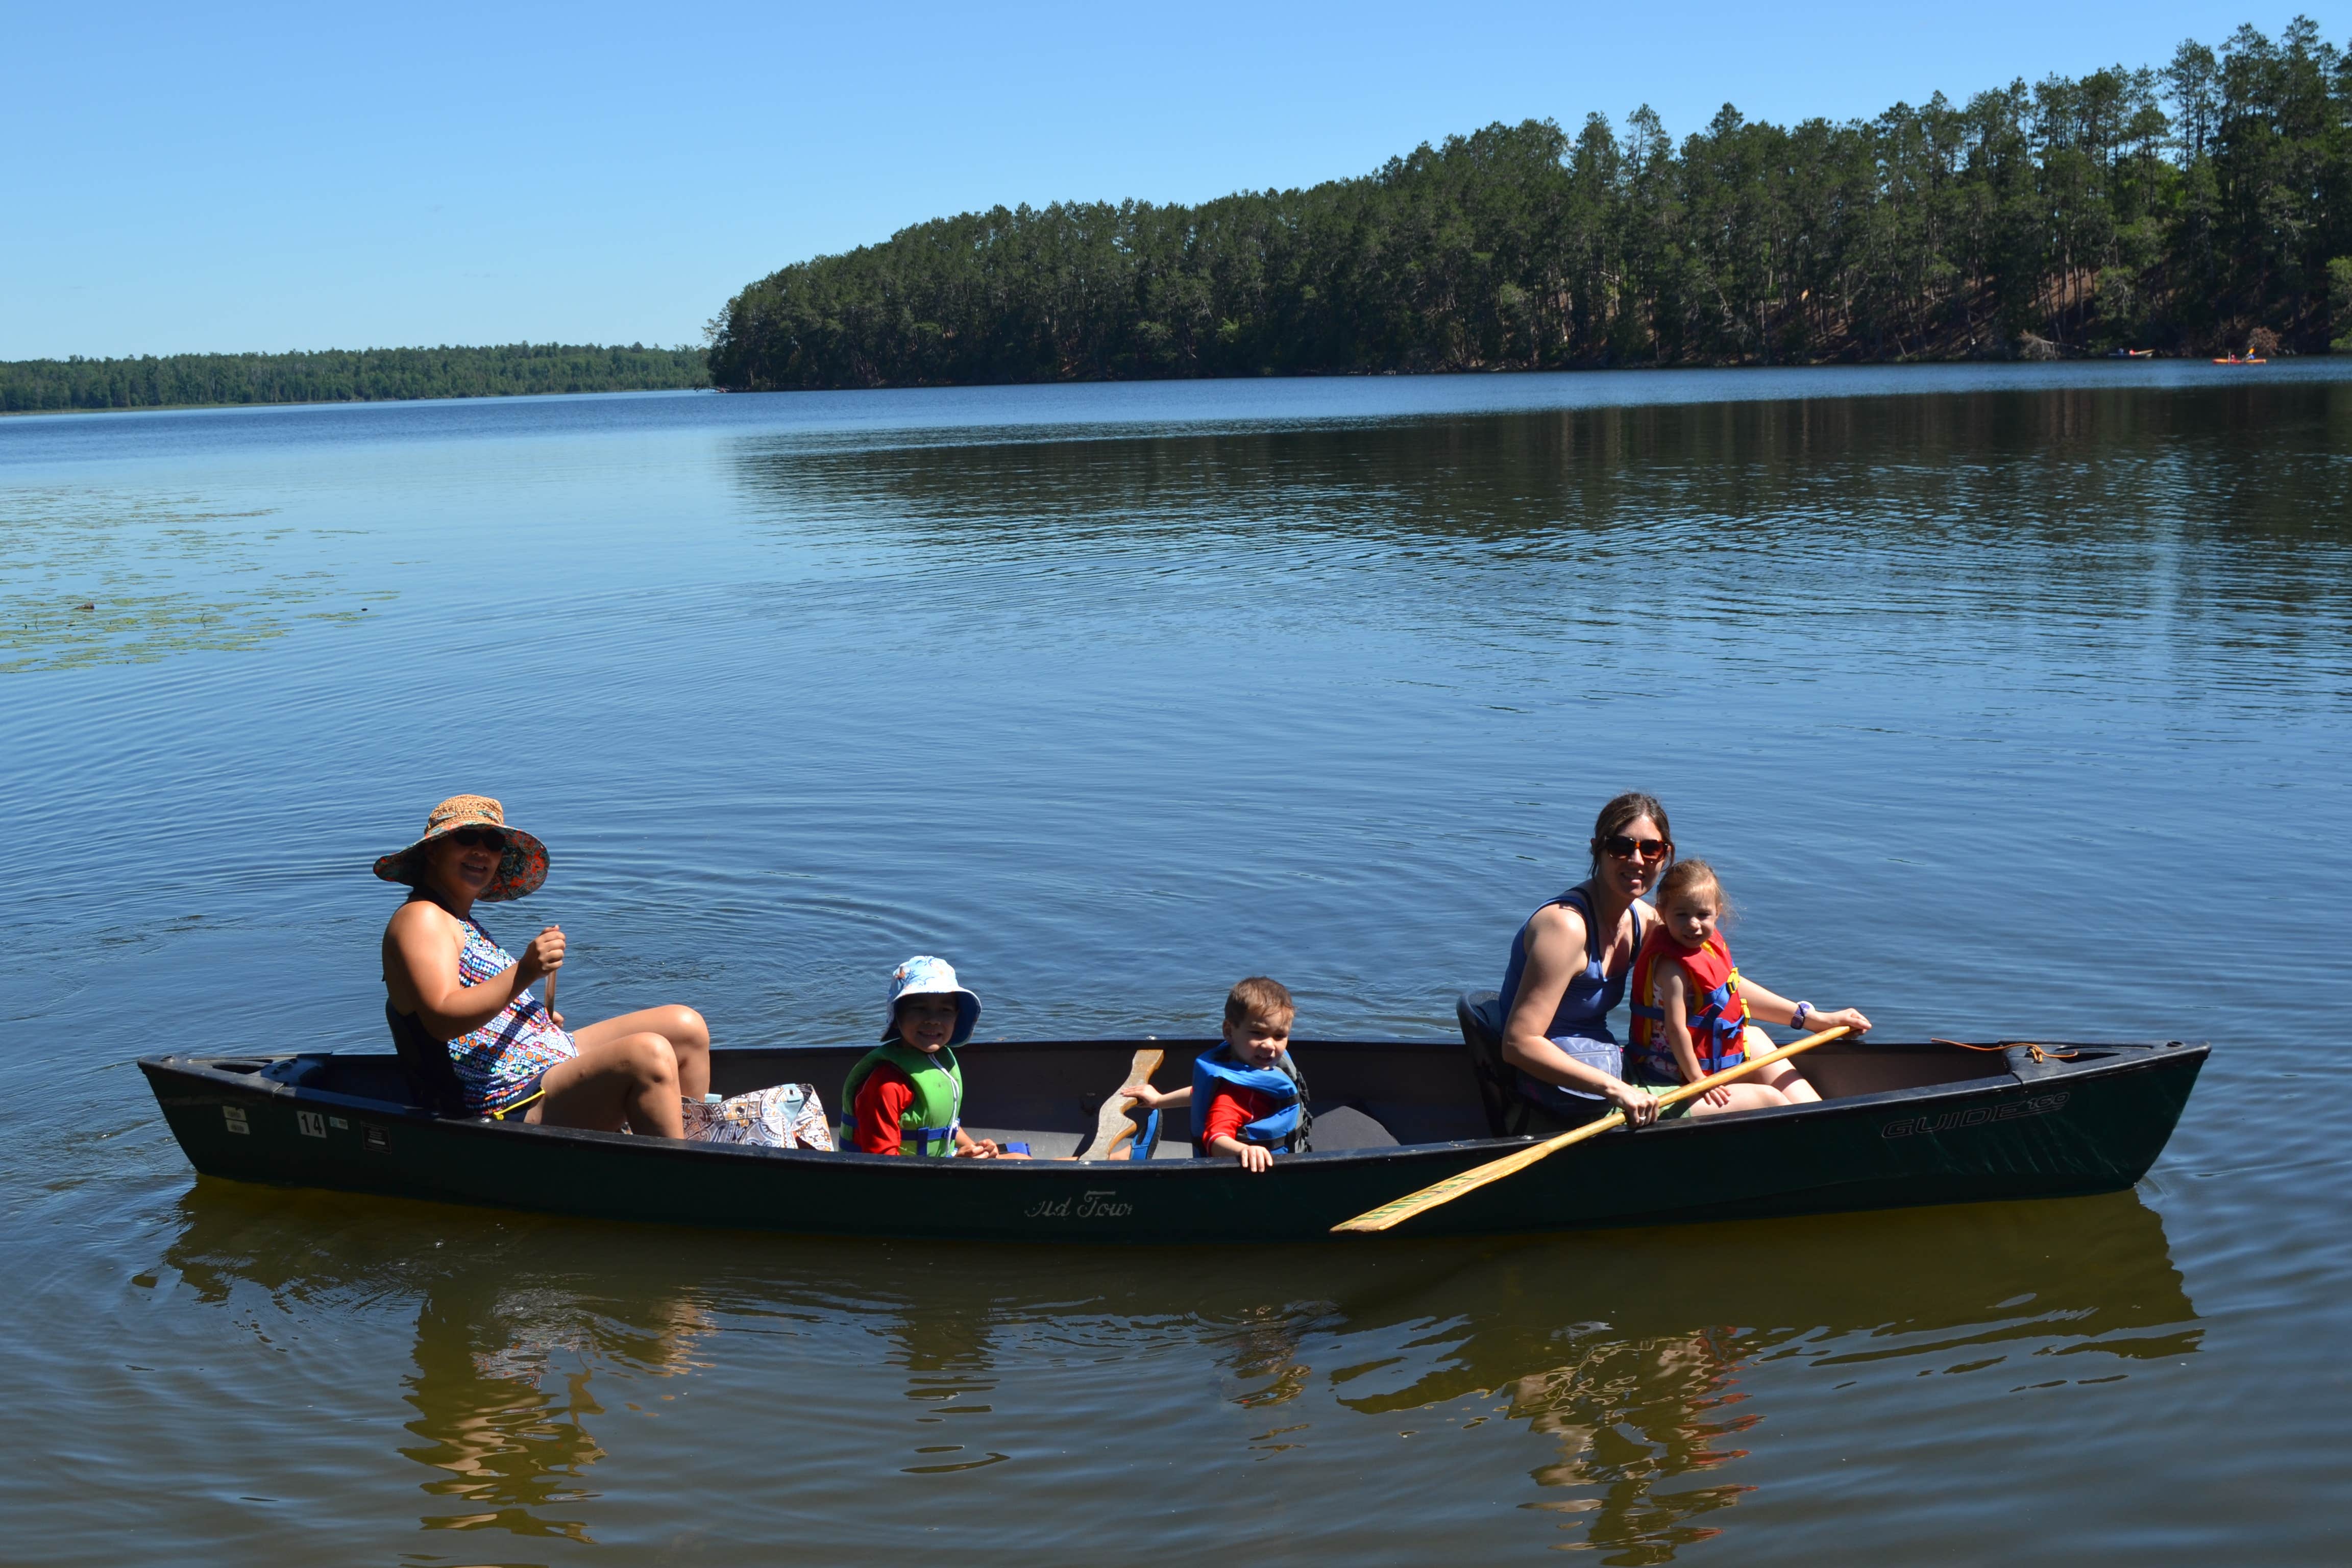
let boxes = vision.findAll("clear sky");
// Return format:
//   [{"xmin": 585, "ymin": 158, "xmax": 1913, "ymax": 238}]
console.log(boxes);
[{"xmin": 2, "ymin": 2, "xmax": 2334, "ymax": 359}]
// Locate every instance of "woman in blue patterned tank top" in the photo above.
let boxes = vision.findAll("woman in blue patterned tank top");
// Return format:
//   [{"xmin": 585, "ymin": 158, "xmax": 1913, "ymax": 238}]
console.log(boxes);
[
  {"xmin": 1496, "ymin": 792, "xmax": 1674, "ymax": 1128},
  {"xmin": 379, "ymin": 795, "xmax": 713, "ymax": 1137}
]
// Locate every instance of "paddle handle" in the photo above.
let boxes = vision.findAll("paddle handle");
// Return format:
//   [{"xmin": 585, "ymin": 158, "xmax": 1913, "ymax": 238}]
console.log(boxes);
[
  {"xmin": 1331, "ymin": 1025, "xmax": 1852, "ymax": 1234},
  {"xmin": 542, "ymin": 966, "xmax": 557, "ymax": 1022},
  {"xmin": 1081, "ymin": 1048, "xmax": 1164, "ymax": 1161}
]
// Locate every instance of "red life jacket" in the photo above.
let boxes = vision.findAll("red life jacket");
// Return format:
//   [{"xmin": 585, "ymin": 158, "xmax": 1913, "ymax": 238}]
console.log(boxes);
[{"xmin": 1628, "ymin": 926, "xmax": 1750, "ymax": 1081}]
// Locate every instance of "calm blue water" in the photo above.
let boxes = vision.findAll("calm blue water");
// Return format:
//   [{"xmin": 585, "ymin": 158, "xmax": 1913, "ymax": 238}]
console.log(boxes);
[{"xmin": 3, "ymin": 364, "xmax": 2347, "ymax": 1562}]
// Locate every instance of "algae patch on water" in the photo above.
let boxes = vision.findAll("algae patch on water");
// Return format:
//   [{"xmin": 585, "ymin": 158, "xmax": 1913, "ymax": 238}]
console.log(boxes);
[{"xmin": 0, "ymin": 487, "xmax": 394, "ymax": 673}]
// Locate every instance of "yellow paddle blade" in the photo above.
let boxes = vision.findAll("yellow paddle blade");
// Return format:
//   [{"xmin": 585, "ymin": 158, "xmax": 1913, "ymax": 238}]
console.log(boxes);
[{"xmin": 1331, "ymin": 1114, "xmax": 1623, "ymax": 1233}]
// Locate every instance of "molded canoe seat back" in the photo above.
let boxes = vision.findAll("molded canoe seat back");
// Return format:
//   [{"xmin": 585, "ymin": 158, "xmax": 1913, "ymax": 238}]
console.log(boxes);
[
  {"xmin": 383, "ymin": 1000, "xmax": 472, "ymax": 1116},
  {"xmin": 1457, "ymin": 991, "xmax": 1531, "ymax": 1139}
]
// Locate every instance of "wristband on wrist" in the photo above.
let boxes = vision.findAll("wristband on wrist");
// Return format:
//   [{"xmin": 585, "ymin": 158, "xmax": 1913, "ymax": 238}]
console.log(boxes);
[{"xmin": 1793, "ymin": 1000, "xmax": 1813, "ymax": 1027}]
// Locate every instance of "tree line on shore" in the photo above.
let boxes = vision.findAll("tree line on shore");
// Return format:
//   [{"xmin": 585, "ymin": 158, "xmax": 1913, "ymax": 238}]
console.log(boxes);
[
  {"xmin": 710, "ymin": 18, "xmax": 2352, "ymax": 390},
  {"xmin": 0, "ymin": 343, "xmax": 708, "ymax": 415}
]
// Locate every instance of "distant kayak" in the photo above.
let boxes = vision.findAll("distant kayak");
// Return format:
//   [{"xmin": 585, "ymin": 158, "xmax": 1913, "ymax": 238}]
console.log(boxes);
[
  {"xmin": 2109, "ymin": 349, "xmax": 2155, "ymax": 358},
  {"xmin": 2212, "ymin": 354, "xmax": 2268, "ymax": 364}
]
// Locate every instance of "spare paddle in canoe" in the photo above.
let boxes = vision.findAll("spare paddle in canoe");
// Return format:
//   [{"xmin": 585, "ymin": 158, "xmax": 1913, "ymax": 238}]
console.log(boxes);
[{"xmin": 1073, "ymin": 1048, "xmax": 1165, "ymax": 1161}]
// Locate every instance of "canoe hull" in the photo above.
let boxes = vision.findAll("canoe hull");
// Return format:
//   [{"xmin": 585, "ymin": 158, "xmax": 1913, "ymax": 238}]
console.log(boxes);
[{"xmin": 138, "ymin": 1039, "xmax": 2205, "ymax": 1243}]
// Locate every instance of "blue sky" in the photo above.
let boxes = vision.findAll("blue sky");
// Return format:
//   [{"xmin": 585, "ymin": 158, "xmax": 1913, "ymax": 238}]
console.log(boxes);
[{"xmin": 2, "ymin": 3, "xmax": 2333, "ymax": 359}]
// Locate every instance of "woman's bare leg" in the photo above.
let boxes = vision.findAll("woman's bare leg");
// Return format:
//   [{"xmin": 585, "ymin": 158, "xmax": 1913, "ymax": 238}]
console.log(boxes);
[
  {"xmin": 530, "ymin": 1032, "xmax": 684, "ymax": 1137},
  {"xmin": 571, "ymin": 1006, "xmax": 710, "ymax": 1099}
]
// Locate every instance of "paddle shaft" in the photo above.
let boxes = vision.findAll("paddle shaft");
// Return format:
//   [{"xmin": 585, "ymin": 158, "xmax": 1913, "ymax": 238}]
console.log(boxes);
[{"xmin": 1331, "ymin": 1025, "xmax": 1852, "ymax": 1234}]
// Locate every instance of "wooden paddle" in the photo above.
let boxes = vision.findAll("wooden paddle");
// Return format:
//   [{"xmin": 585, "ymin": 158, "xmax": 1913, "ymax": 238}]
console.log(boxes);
[
  {"xmin": 1330, "ymin": 1025, "xmax": 1851, "ymax": 1234},
  {"xmin": 1073, "ymin": 1048, "xmax": 1165, "ymax": 1161}
]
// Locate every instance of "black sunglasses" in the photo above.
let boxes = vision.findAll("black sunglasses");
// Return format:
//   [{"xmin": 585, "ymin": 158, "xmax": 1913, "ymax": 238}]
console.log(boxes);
[
  {"xmin": 1601, "ymin": 834, "xmax": 1671, "ymax": 863},
  {"xmin": 448, "ymin": 828, "xmax": 508, "ymax": 852}
]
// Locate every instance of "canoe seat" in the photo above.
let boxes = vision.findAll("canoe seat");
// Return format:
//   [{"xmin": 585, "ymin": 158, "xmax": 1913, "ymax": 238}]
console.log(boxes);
[
  {"xmin": 1305, "ymin": 1105, "xmax": 1401, "ymax": 1151},
  {"xmin": 1457, "ymin": 991, "xmax": 1532, "ymax": 1139}
]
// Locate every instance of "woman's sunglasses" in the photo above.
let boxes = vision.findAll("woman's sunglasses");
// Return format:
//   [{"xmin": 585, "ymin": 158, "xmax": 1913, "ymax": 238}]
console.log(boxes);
[
  {"xmin": 1601, "ymin": 834, "xmax": 1671, "ymax": 863},
  {"xmin": 448, "ymin": 828, "xmax": 509, "ymax": 852}
]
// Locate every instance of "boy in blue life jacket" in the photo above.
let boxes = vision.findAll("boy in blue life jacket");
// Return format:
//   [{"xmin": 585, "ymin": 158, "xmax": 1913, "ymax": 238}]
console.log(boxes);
[
  {"xmin": 842, "ymin": 956, "xmax": 1028, "ymax": 1158},
  {"xmin": 1126, "ymin": 976, "xmax": 1310, "ymax": 1173}
]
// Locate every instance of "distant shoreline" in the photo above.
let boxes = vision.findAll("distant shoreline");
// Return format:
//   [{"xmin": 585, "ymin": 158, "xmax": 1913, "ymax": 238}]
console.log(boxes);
[
  {"xmin": 8, "ymin": 355, "xmax": 2324, "ymax": 425},
  {"xmin": 0, "ymin": 342, "xmax": 709, "ymax": 418},
  {"xmin": 0, "ymin": 384, "xmax": 717, "ymax": 420}
]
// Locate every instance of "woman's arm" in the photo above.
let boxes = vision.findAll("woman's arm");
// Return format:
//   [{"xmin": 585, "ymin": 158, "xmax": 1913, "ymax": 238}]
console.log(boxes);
[
  {"xmin": 1741, "ymin": 977, "xmax": 1870, "ymax": 1036},
  {"xmin": 1502, "ymin": 905, "xmax": 1657, "ymax": 1123},
  {"xmin": 1501, "ymin": 902, "xmax": 1587, "ymax": 1073},
  {"xmin": 384, "ymin": 901, "xmax": 562, "ymax": 1040}
]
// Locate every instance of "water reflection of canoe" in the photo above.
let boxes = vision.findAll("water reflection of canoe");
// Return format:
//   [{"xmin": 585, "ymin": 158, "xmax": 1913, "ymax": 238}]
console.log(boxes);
[{"xmin": 139, "ymin": 1028, "xmax": 2204, "ymax": 1242}]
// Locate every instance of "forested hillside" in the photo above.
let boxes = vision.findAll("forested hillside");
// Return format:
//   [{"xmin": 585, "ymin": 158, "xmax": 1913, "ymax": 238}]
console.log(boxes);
[
  {"xmin": 711, "ymin": 19, "xmax": 2352, "ymax": 389},
  {"xmin": 0, "ymin": 343, "xmax": 708, "ymax": 414}
]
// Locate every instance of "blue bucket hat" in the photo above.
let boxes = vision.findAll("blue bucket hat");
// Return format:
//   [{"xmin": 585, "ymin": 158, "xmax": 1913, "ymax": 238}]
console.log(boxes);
[{"xmin": 884, "ymin": 955, "xmax": 981, "ymax": 1048}]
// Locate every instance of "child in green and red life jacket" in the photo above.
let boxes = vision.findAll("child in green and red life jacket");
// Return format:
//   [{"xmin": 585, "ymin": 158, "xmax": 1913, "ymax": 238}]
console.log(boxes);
[
  {"xmin": 1124, "ymin": 976, "xmax": 1309, "ymax": 1173},
  {"xmin": 842, "ymin": 956, "xmax": 1029, "ymax": 1158},
  {"xmin": 1627, "ymin": 860, "xmax": 1871, "ymax": 1118}
]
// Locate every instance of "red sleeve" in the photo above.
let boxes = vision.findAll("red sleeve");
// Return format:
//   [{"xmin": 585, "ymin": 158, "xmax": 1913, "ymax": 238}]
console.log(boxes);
[
  {"xmin": 853, "ymin": 1064, "xmax": 915, "ymax": 1155},
  {"xmin": 1202, "ymin": 1085, "xmax": 1278, "ymax": 1146}
]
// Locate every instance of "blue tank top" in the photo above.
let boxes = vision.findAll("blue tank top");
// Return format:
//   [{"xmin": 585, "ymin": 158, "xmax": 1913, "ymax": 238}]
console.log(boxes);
[{"xmin": 1497, "ymin": 885, "xmax": 1644, "ymax": 1043}]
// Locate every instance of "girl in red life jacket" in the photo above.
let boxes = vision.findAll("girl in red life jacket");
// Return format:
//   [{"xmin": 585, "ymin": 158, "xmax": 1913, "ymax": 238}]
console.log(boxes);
[{"xmin": 1627, "ymin": 860, "xmax": 1872, "ymax": 1116}]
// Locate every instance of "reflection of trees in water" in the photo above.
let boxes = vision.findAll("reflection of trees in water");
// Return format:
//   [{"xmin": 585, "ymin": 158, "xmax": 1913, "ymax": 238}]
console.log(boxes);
[
  {"xmin": 398, "ymin": 1286, "xmax": 713, "ymax": 1540},
  {"xmin": 726, "ymin": 382, "xmax": 2352, "ymax": 657}
]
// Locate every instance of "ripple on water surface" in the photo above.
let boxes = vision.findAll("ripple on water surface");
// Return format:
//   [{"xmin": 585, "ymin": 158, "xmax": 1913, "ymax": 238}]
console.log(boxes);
[{"xmin": 0, "ymin": 368, "xmax": 2347, "ymax": 1562}]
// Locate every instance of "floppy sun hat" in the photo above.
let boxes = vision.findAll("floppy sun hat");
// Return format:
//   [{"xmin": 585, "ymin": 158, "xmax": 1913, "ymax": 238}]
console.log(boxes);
[
  {"xmin": 373, "ymin": 794, "xmax": 549, "ymax": 902},
  {"xmin": 884, "ymin": 955, "xmax": 982, "ymax": 1047}
]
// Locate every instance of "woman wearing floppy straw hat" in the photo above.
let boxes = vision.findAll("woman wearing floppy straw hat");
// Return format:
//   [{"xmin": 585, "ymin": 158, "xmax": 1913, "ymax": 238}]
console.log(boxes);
[{"xmin": 377, "ymin": 795, "xmax": 712, "ymax": 1137}]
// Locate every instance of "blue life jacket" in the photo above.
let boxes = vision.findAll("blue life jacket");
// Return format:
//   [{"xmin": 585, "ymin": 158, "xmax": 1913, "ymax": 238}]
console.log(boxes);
[{"xmin": 1190, "ymin": 1048, "xmax": 1306, "ymax": 1153}]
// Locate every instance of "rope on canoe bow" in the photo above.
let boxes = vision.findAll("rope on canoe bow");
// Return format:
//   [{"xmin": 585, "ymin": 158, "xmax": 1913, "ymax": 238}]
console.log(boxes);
[{"xmin": 1931, "ymin": 1038, "xmax": 2079, "ymax": 1063}]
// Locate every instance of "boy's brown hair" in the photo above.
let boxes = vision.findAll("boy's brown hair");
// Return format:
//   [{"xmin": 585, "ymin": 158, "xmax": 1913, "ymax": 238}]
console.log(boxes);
[{"xmin": 1223, "ymin": 975, "xmax": 1295, "ymax": 1029}]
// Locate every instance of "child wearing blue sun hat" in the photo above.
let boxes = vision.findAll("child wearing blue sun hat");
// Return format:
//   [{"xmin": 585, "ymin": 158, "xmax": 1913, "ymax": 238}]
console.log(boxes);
[{"xmin": 841, "ymin": 956, "xmax": 1025, "ymax": 1158}]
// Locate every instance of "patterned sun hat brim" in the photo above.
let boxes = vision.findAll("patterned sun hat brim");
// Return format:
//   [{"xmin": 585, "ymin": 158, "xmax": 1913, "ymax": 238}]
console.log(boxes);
[
  {"xmin": 884, "ymin": 955, "xmax": 982, "ymax": 1046},
  {"xmin": 373, "ymin": 795, "xmax": 549, "ymax": 902}
]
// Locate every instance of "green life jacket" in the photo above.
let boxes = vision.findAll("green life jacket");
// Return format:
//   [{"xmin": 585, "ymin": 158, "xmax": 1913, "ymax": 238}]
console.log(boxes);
[{"xmin": 842, "ymin": 1041, "xmax": 964, "ymax": 1156}]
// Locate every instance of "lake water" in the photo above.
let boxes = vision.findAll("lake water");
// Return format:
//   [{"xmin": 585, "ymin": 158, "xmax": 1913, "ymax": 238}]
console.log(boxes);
[{"xmin": 3, "ymin": 363, "xmax": 2347, "ymax": 1562}]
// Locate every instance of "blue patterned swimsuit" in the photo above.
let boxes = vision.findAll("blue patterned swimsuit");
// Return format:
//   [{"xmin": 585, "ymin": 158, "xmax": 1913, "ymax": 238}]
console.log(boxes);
[{"xmin": 444, "ymin": 916, "xmax": 578, "ymax": 1112}]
